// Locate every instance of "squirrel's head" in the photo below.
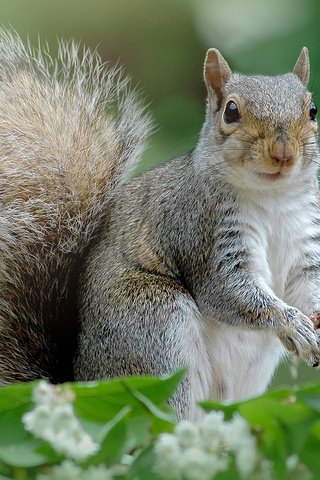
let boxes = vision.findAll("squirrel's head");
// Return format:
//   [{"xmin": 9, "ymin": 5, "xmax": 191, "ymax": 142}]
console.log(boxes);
[{"xmin": 201, "ymin": 47, "xmax": 318, "ymax": 191}]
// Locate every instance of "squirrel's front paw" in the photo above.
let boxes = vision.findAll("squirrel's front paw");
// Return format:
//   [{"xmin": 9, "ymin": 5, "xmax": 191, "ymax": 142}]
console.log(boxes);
[
  {"xmin": 278, "ymin": 307, "xmax": 320, "ymax": 368},
  {"xmin": 310, "ymin": 311, "xmax": 320, "ymax": 330}
]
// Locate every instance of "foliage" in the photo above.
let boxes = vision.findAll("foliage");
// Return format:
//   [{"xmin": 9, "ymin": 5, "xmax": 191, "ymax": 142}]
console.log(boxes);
[{"xmin": 0, "ymin": 371, "xmax": 320, "ymax": 479}]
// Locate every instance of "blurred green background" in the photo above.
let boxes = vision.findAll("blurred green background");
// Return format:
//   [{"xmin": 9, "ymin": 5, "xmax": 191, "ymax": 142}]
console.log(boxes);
[{"xmin": 2, "ymin": 0, "xmax": 320, "ymax": 388}]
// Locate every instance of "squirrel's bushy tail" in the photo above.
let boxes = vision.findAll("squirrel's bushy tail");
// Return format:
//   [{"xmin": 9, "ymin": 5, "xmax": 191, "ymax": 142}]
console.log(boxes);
[{"xmin": 0, "ymin": 29, "xmax": 152, "ymax": 383}]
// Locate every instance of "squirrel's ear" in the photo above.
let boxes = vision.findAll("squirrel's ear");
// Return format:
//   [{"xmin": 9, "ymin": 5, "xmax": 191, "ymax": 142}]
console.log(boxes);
[
  {"xmin": 204, "ymin": 48, "xmax": 232, "ymax": 109},
  {"xmin": 293, "ymin": 47, "xmax": 310, "ymax": 86}
]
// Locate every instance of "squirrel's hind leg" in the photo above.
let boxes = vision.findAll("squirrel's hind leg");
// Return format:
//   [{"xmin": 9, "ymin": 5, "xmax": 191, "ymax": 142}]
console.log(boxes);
[{"xmin": 75, "ymin": 271, "xmax": 211, "ymax": 420}]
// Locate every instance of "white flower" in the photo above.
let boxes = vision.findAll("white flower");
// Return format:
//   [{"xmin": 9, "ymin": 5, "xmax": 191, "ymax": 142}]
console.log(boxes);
[
  {"xmin": 175, "ymin": 420, "xmax": 200, "ymax": 448},
  {"xmin": 154, "ymin": 433, "xmax": 182, "ymax": 479},
  {"xmin": 36, "ymin": 461, "xmax": 114, "ymax": 480},
  {"xmin": 154, "ymin": 433, "xmax": 181, "ymax": 458},
  {"xmin": 33, "ymin": 381, "xmax": 55, "ymax": 404},
  {"xmin": 198, "ymin": 411, "xmax": 225, "ymax": 436},
  {"xmin": 198, "ymin": 411, "xmax": 228, "ymax": 453},
  {"xmin": 22, "ymin": 381, "xmax": 99, "ymax": 461},
  {"xmin": 180, "ymin": 447, "xmax": 220, "ymax": 480},
  {"xmin": 224, "ymin": 414, "xmax": 271, "ymax": 479},
  {"xmin": 225, "ymin": 414, "xmax": 252, "ymax": 449},
  {"xmin": 85, "ymin": 464, "xmax": 114, "ymax": 480},
  {"xmin": 235, "ymin": 438, "xmax": 260, "ymax": 478},
  {"xmin": 23, "ymin": 404, "xmax": 52, "ymax": 438},
  {"xmin": 51, "ymin": 403, "xmax": 78, "ymax": 433},
  {"xmin": 224, "ymin": 415, "xmax": 260, "ymax": 478},
  {"xmin": 153, "ymin": 410, "xmax": 271, "ymax": 480},
  {"xmin": 254, "ymin": 459, "xmax": 273, "ymax": 480},
  {"xmin": 69, "ymin": 428, "xmax": 100, "ymax": 461},
  {"xmin": 286, "ymin": 454, "xmax": 299, "ymax": 471},
  {"xmin": 36, "ymin": 460, "xmax": 83, "ymax": 480}
]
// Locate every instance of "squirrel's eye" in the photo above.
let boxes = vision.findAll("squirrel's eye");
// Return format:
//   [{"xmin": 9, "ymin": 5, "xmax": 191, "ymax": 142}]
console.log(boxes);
[
  {"xmin": 224, "ymin": 100, "xmax": 241, "ymax": 124},
  {"xmin": 310, "ymin": 101, "xmax": 317, "ymax": 121}
]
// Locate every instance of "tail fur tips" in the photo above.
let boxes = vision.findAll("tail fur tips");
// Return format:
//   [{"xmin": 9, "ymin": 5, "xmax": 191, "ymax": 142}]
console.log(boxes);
[{"xmin": 0, "ymin": 29, "xmax": 152, "ymax": 249}]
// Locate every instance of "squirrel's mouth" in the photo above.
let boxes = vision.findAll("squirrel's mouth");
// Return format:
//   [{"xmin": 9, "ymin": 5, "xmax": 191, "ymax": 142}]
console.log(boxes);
[{"xmin": 259, "ymin": 171, "xmax": 283, "ymax": 181}]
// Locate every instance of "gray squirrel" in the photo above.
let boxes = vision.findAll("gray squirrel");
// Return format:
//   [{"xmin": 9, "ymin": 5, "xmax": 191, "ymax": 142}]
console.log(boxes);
[{"xmin": 0, "ymin": 30, "xmax": 320, "ymax": 420}]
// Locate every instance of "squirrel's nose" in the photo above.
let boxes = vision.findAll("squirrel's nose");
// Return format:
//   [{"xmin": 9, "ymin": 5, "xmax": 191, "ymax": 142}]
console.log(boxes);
[
  {"xmin": 269, "ymin": 139, "xmax": 295, "ymax": 165},
  {"xmin": 270, "ymin": 153, "xmax": 293, "ymax": 164}
]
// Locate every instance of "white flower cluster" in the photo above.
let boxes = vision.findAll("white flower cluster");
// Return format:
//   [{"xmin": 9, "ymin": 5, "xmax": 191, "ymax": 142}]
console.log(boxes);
[
  {"xmin": 37, "ymin": 460, "xmax": 113, "ymax": 480},
  {"xmin": 154, "ymin": 411, "xmax": 271, "ymax": 480},
  {"xmin": 23, "ymin": 381, "xmax": 99, "ymax": 462}
]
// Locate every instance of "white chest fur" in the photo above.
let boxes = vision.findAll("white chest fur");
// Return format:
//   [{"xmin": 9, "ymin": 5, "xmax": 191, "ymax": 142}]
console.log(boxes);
[
  {"xmin": 243, "ymin": 187, "xmax": 320, "ymax": 306},
  {"xmin": 201, "ymin": 185, "xmax": 319, "ymax": 405},
  {"xmin": 203, "ymin": 323, "xmax": 282, "ymax": 402}
]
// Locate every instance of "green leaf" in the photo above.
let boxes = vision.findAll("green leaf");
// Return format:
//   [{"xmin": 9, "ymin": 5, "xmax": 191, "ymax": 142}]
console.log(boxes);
[
  {"xmin": 121, "ymin": 380, "xmax": 173, "ymax": 423},
  {"xmin": 128, "ymin": 445, "xmax": 162, "ymax": 480},
  {"xmin": 126, "ymin": 415, "xmax": 151, "ymax": 450},
  {"xmin": 0, "ymin": 383, "xmax": 33, "ymax": 446},
  {"xmin": 123, "ymin": 369, "xmax": 186, "ymax": 405},
  {"xmin": 0, "ymin": 383, "xmax": 34, "ymax": 412},
  {"xmin": 296, "ymin": 392, "xmax": 320, "ymax": 412},
  {"xmin": 83, "ymin": 406, "xmax": 131, "ymax": 466},
  {"xmin": 72, "ymin": 370, "xmax": 183, "ymax": 423},
  {"xmin": 0, "ymin": 442, "xmax": 47, "ymax": 468},
  {"xmin": 215, "ymin": 458, "xmax": 241, "ymax": 480},
  {"xmin": 80, "ymin": 406, "xmax": 131, "ymax": 443},
  {"xmin": 299, "ymin": 432, "xmax": 320, "ymax": 476},
  {"xmin": 34, "ymin": 442, "xmax": 64, "ymax": 464},
  {"xmin": 0, "ymin": 405, "xmax": 31, "ymax": 446},
  {"xmin": 281, "ymin": 417, "xmax": 318, "ymax": 454}
]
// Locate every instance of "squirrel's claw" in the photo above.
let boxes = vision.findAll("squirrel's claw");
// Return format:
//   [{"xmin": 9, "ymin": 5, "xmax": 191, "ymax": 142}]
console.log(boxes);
[
  {"xmin": 310, "ymin": 311, "xmax": 320, "ymax": 330},
  {"xmin": 277, "ymin": 308, "xmax": 320, "ymax": 367}
]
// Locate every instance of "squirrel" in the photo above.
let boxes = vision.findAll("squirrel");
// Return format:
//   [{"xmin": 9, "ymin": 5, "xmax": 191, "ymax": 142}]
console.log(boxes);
[{"xmin": 0, "ymin": 30, "xmax": 320, "ymax": 420}]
